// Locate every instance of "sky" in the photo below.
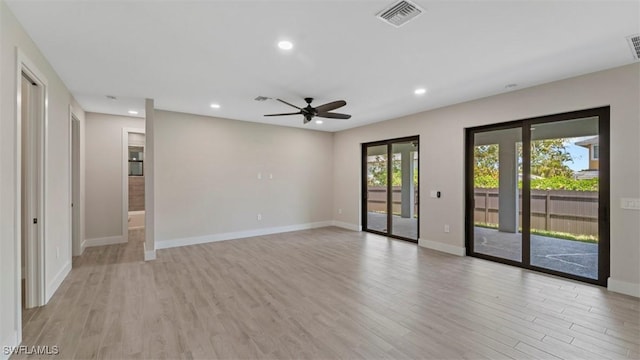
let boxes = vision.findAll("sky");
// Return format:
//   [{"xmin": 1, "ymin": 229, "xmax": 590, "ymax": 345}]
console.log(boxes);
[{"xmin": 566, "ymin": 137, "xmax": 590, "ymax": 172}]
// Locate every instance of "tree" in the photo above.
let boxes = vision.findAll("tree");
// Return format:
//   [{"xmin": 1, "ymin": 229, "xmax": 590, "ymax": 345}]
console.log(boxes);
[
  {"xmin": 530, "ymin": 139, "xmax": 573, "ymax": 178},
  {"xmin": 473, "ymin": 139, "xmax": 574, "ymax": 187}
]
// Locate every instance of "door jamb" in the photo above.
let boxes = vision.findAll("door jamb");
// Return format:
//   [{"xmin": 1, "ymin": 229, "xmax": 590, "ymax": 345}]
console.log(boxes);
[{"xmin": 15, "ymin": 49, "xmax": 48, "ymax": 343}]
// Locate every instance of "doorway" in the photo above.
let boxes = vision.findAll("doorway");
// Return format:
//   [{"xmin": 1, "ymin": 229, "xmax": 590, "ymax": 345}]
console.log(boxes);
[
  {"xmin": 362, "ymin": 136, "xmax": 419, "ymax": 242},
  {"xmin": 465, "ymin": 107, "xmax": 610, "ymax": 285},
  {"xmin": 122, "ymin": 129, "xmax": 145, "ymax": 246},
  {"xmin": 71, "ymin": 115, "xmax": 81, "ymax": 256},
  {"xmin": 19, "ymin": 70, "xmax": 46, "ymax": 310}
]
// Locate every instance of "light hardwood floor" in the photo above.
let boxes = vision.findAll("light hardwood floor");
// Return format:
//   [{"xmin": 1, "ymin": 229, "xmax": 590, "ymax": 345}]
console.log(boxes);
[{"xmin": 15, "ymin": 227, "xmax": 640, "ymax": 359}]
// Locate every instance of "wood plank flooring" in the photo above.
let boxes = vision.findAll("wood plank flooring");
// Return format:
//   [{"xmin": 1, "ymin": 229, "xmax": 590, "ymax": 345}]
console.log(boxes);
[{"xmin": 15, "ymin": 227, "xmax": 640, "ymax": 359}]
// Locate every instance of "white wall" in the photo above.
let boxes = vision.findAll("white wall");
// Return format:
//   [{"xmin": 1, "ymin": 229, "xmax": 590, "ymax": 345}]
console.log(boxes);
[
  {"xmin": 0, "ymin": 0, "xmax": 86, "ymax": 353},
  {"xmin": 154, "ymin": 110, "xmax": 334, "ymax": 248},
  {"xmin": 333, "ymin": 63, "xmax": 640, "ymax": 296},
  {"xmin": 85, "ymin": 113, "xmax": 144, "ymax": 243}
]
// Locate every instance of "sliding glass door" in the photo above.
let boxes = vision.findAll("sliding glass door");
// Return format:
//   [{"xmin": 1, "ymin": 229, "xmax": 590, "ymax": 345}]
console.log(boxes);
[
  {"xmin": 466, "ymin": 107, "xmax": 609, "ymax": 285},
  {"xmin": 363, "ymin": 136, "xmax": 419, "ymax": 242}
]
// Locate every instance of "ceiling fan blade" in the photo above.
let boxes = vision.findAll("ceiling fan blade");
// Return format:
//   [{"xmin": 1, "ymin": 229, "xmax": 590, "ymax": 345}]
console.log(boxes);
[
  {"xmin": 317, "ymin": 112, "xmax": 351, "ymax": 119},
  {"xmin": 276, "ymin": 99, "xmax": 302, "ymax": 110},
  {"xmin": 264, "ymin": 112, "xmax": 302, "ymax": 117},
  {"xmin": 315, "ymin": 100, "xmax": 346, "ymax": 113}
]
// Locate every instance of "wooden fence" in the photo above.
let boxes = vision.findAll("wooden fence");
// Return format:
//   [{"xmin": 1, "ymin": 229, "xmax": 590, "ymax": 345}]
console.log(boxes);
[
  {"xmin": 367, "ymin": 186, "xmax": 418, "ymax": 215},
  {"xmin": 473, "ymin": 188, "xmax": 598, "ymax": 236}
]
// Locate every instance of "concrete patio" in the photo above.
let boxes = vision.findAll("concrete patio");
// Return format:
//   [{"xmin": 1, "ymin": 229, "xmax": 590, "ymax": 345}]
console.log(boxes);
[
  {"xmin": 474, "ymin": 227, "xmax": 598, "ymax": 279},
  {"xmin": 366, "ymin": 212, "xmax": 418, "ymax": 240}
]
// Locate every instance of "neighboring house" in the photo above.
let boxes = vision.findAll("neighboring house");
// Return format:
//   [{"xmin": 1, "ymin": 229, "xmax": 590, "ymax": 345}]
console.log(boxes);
[{"xmin": 575, "ymin": 136, "xmax": 600, "ymax": 170}]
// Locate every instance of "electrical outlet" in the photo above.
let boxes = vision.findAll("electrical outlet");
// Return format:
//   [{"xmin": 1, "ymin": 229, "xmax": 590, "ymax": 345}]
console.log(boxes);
[
  {"xmin": 269, "ymin": 173, "xmax": 273, "ymax": 179},
  {"xmin": 338, "ymin": 208, "xmax": 343, "ymax": 214},
  {"xmin": 257, "ymin": 213, "xmax": 262, "ymax": 221},
  {"xmin": 56, "ymin": 247, "xmax": 60, "ymax": 259},
  {"xmin": 444, "ymin": 224, "xmax": 450, "ymax": 233},
  {"xmin": 430, "ymin": 190, "xmax": 437, "ymax": 198},
  {"xmin": 257, "ymin": 172, "xmax": 262, "ymax": 180}
]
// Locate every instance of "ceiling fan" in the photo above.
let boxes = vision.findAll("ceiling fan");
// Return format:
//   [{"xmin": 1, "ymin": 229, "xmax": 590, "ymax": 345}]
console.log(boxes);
[{"xmin": 264, "ymin": 97, "xmax": 351, "ymax": 124}]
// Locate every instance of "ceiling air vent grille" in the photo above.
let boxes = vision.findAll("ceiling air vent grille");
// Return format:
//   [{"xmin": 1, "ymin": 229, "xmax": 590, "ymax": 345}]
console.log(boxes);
[
  {"xmin": 377, "ymin": 0, "xmax": 423, "ymax": 28},
  {"xmin": 627, "ymin": 34, "xmax": 640, "ymax": 60}
]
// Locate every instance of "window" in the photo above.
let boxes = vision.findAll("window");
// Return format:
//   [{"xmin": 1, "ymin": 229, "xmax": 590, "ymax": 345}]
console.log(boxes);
[
  {"xmin": 592, "ymin": 144, "xmax": 600, "ymax": 160},
  {"xmin": 128, "ymin": 146, "xmax": 144, "ymax": 176}
]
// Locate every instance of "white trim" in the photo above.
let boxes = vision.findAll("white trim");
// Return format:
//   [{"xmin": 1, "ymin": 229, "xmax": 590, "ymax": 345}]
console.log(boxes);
[
  {"xmin": 418, "ymin": 238, "xmax": 466, "ymax": 256},
  {"xmin": 80, "ymin": 239, "xmax": 87, "ymax": 253},
  {"xmin": 608, "ymin": 278, "xmax": 640, "ymax": 298},
  {"xmin": 45, "ymin": 261, "xmax": 71, "ymax": 303},
  {"xmin": 331, "ymin": 221, "xmax": 361, "ymax": 231},
  {"xmin": 122, "ymin": 128, "xmax": 145, "ymax": 244},
  {"xmin": 0, "ymin": 331, "xmax": 19, "ymax": 360},
  {"xmin": 69, "ymin": 107, "xmax": 82, "ymax": 256},
  {"xmin": 84, "ymin": 235, "xmax": 126, "ymax": 248},
  {"xmin": 156, "ymin": 221, "xmax": 333, "ymax": 250},
  {"xmin": 14, "ymin": 49, "xmax": 49, "ymax": 346},
  {"xmin": 144, "ymin": 242, "xmax": 156, "ymax": 261}
]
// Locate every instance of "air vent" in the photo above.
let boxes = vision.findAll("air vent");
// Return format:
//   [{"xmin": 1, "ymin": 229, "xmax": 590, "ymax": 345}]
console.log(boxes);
[
  {"xmin": 377, "ymin": 0, "xmax": 423, "ymax": 28},
  {"xmin": 627, "ymin": 34, "xmax": 640, "ymax": 60}
]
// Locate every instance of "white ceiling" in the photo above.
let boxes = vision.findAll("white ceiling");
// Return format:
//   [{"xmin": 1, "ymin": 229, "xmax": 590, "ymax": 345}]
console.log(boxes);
[{"xmin": 6, "ymin": 0, "xmax": 639, "ymax": 132}]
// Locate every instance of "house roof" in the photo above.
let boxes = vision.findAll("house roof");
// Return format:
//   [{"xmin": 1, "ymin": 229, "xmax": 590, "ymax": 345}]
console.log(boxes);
[
  {"xmin": 5, "ymin": 1, "xmax": 640, "ymax": 132},
  {"xmin": 575, "ymin": 136, "xmax": 600, "ymax": 147}
]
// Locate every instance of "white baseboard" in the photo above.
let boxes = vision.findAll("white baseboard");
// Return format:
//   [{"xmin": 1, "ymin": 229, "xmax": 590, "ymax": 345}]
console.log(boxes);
[
  {"xmin": 79, "ymin": 239, "xmax": 86, "ymax": 254},
  {"xmin": 84, "ymin": 235, "xmax": 125, "ymax": 248},
  {"xmin": 0, "ymin": 331, "xmax": 19, "ymax": 360},
  {"xmin": 608, "ymin": 278, "xmax": 640, "ymax": 298},
  {"xmin": 156, "ymin": 221, "xmax": 333, "ymax": 250},
  {"xmin": 45, "ymin": 261, "xmax": 71, "ymax": 303},
  {"xmin": 331, "ymin": 221, "xmax": 361, "ymax": 231},
  {"xmin": 144, "ymin": 242, "xmax": 156, "ymax": 261},
  {"xmin": 418, "ymin": 238, "xmax": 466, "ymax": 256}
]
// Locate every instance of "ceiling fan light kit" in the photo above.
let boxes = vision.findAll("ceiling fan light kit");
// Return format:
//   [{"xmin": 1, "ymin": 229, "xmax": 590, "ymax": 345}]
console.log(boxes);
[{"xmin": 264, "ymin": 97, "xmax": 352, "ymax": 124}]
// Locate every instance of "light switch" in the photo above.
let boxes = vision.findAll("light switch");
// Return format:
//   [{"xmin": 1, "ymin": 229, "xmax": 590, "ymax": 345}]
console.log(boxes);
[
  {"xmin": 430, "ymin": 190, "xmax": 437, "ymax": 198},
  {"xmin": 621, "ymin": 198, "xmax": 640, "ymax": 210}
]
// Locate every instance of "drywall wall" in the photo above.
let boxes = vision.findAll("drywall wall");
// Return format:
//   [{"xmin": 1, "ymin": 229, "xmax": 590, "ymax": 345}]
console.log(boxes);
[
  {"xmin": 154, "ymin": 110, "xmax": 334, "ymax": 248},
  {"xmin": 0, "ymin": 0, "xmax": 86, "ymax": 352},
  {"xmin": 333, "ymin": 63, "xmax": 640, "ymax": 296},
  {"xmin": 85, "ymin": 113, "xmax": 144, "ymax": 242}
]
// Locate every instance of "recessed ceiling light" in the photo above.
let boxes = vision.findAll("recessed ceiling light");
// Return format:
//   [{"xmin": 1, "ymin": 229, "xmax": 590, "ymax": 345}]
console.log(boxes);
[
  {"xmin": 128, "ymin": 110, "xmax": 139, "ymax": 115},
  {"xmin": 278, "ymin": 40, "xmax": 293, "ymax": 50},
  {"xmin": 505, "ymin": 83, "xmax": 518, "ymax": 89},
  {"xmin": 106, "ymin": 95, "xmax": 117, "ymax": 100},
  {"xmin": 315, "ymin": 120, "xmax": 323, "ymax": 124},
  {"xmin": 210, "ymin": 103, "xmax": 221, "ymax": 109},
  {"xmin": 414, "ymin": 88, "xmax": 427, "ymax": 95}
]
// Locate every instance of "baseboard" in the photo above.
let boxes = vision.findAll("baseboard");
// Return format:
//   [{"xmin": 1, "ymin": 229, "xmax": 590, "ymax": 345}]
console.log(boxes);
[
  {"xmin": 331, "ymin": 221, "xmax": 361, "ymax": 231},
  {"xmin": 79, "ymin": 239, "xmax": 86, "ymax": 254},
  {"xmin": 156, "ymin": 221, "xmax": 333, "ymax": 250},
  {"xmin": 144, "ymin": 242, "xmax": 156, "ymax": 261},
  {"xmin": 0, "ymin": 331, "xmax": 19, "ymax": 360},
  {"xmin": 608, "ymin": 278, "xmax": 640, "ymax": 298},
  {"xmin": 418, "ymin": 238, "xmax": 466, "ymax": 256},
  {"xmin": 45, "ymin": 261, "xmax": 71, "ymax": 303},
  {"xmin": 84, "ymin": 235, "xmax": 125, "ymax": 248}
]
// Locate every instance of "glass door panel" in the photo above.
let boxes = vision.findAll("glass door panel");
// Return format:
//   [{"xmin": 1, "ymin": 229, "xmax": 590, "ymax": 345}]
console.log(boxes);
[
  {"xmin": 390, "ymin": 141, "xmax": 418, "ymax": 240},
  {"xmin": 529, "ymin": 117, "xmax": 600, "ymax": 279},
  {"xmin": 365, "ymin": 145, "xmax": 389, "ymax": 234},
  {"xmin": 472, "ymin": 127, "xmax": 522, "ymax": 262}
]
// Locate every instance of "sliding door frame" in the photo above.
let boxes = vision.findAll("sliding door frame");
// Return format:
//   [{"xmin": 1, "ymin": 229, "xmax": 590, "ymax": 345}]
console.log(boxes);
[
  {"xmin": 465, "ymin": 106, "xmax": 610, "ymax": 286},
  {"xmin": 362, "ymin": 136, "xmax": 420, "ymax": 243}
]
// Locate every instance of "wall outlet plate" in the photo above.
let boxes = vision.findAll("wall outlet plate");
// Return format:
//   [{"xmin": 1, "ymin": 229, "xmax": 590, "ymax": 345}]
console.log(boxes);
[{"xmin": 621, "ymin": 198, "xmax": 640, "ymax": 210}]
